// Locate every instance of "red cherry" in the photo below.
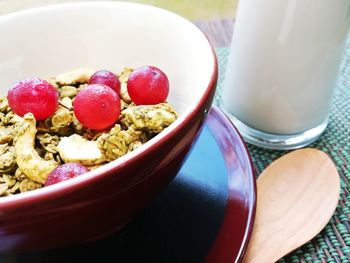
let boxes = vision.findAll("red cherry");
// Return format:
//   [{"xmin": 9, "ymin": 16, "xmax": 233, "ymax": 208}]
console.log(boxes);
[
  {"xmin": 127, "ymin": 66, "xmax": 169, "ymax": 105},
  {"xmin": 7, "ymin": 78, "xmax": 59, "ymax": 120},
  {"xmin": 45, "ymin": 163, "xmax": 89, "ymax": 186},
  {"xmin": 89, "ymin": 70, "xmax": 121, "ymax": 96},
  {"xmin": 73, "ymin": 84, "xmax": 121, "ymax": 130}
]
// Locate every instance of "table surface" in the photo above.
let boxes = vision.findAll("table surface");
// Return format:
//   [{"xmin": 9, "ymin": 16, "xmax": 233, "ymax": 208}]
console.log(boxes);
[{"xmin": 1, "ymin": 4, "xmax": 350, "ymax": 261}]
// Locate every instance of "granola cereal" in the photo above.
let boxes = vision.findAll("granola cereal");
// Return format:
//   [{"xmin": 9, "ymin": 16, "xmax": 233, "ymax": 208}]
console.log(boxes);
[
  {"xmin": 0, "ymin": 67, "xmax": 177, "ymax": 196},
  {"xmin": 97, "ymin": 124, "xmax": 149, "ymax": 161}
]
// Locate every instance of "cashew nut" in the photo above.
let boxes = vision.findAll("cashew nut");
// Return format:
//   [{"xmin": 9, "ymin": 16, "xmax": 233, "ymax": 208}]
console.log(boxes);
[
  {"xmin": 15, "ymin": 114, "xmax": 58, "ymax": 184},
  {"xmin": 55, "ymin": 68, "xmax": 95, "ymax": 85},
  {"xmin": 57, "ymin": 134, "xmax": 106, "ymax": 165}
]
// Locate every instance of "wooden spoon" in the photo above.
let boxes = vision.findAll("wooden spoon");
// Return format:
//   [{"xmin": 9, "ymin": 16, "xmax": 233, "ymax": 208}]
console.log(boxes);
[{"xmin": 243, "ymin": 148, "xmax": 340, "ymax": 263}]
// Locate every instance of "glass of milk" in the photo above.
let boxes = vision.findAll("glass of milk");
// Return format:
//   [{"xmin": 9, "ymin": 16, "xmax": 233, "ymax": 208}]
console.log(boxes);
[{"xmin": 220, "ymin": 0, "xmax": 350, "ymax": 149}]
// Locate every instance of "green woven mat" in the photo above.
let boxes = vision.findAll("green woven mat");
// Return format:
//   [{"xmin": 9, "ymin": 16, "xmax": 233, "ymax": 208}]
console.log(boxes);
[{"xmin": 214, "ymin": 48, "xmax": 350, "ymax": 263}]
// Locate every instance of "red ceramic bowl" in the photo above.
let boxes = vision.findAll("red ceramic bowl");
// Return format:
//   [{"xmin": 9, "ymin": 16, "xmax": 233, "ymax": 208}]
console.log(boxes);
[{"xmin": 0, "ymin": 2, "xmax": 217, "ymax": 252}]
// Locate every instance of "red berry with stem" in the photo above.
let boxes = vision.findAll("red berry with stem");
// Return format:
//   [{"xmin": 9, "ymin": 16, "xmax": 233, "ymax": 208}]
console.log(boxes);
[
  {"xmin": 127, "ymin": 66, "xmax": 169, "ymax": 105},
  {"xmin": 45, "ymin": 163, "xmax": 89, "ymax": 186},
  {"xmin": 7, "ymin": 78, "xmax": 59, "ymax": 120},
  {"xmin": 89, "ymin": 70, "xmax": 121, "ymax": 96},
  {"xmin": 73, "ymin": 84, "xmax": 121, "ymax": 130}
]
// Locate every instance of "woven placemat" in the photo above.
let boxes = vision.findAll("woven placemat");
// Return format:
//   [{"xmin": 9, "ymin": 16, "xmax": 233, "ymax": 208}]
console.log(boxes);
[{"xmin": 214, "ymin": 47, "xmax": 350, "ymax": 263}]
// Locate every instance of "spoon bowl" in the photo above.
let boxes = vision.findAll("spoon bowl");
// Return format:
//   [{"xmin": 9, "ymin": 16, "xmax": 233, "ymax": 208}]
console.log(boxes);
[{"xmin": 243, "ymin": 148, "xmax": 340, "ymax": 263}]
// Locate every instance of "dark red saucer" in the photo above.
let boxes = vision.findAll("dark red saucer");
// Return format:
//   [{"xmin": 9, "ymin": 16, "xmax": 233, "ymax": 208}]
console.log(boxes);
[{"xmin": 1, "ymin": 106, "xmax": 256, "ymax": 263}]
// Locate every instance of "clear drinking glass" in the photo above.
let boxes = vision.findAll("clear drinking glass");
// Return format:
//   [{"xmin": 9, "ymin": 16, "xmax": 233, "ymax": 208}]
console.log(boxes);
[{"xmin": 219, "ymin": 0, "xmax": 350, "ymax": 149}]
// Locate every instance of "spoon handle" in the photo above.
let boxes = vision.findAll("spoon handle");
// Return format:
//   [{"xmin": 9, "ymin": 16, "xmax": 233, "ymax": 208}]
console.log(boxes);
[{"xmin": 242, "ymin": 148, "xmax": 340, "ymax": 263}]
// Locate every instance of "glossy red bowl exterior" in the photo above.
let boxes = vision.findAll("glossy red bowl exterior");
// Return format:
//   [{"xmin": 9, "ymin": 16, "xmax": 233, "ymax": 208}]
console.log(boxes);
[{"xmin": 0, "ymin": 2, "xmax": 217, "ymax": 252}]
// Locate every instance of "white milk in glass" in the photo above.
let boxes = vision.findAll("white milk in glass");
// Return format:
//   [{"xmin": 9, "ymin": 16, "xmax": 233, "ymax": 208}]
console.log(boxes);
[{"xmin": 221, "ymin": 0, "xmax": 350, "ymax": 149}]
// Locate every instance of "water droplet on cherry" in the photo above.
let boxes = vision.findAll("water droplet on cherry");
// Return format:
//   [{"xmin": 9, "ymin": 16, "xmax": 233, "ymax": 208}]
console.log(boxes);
[
  {"xmin": 127, "ymin": 66, "xmax": 169, "ymax": 105},
  {"xmin": 73, "ymin": 84, "xmax": 121, "ymax": 130},
  {"xmin": 45, "ymin": 163, "xmax": 89, "ymax": 186},
  {"xmin": 89, "ymin": 70, "xmax": 121, "ymax": 96},
  {"xmin": 7, "ymin": 77, "xmax": 59, "ymax": 120}
]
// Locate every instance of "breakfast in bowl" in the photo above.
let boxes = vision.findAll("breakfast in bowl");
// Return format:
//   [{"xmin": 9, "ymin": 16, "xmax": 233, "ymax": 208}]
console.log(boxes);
[
  {"xmin": 0, "ymin": 1, "xmax": 217, "ymax": 252},
  {"xmin": 0, "ymin": 67, "xmax": 178, "ymax": 195}
]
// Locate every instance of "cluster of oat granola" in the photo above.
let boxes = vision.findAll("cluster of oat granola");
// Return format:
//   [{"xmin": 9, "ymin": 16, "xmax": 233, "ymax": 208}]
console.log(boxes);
[{"xmin": 0, "ymin": 68, "xmax": 177, "ymax": 196}]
